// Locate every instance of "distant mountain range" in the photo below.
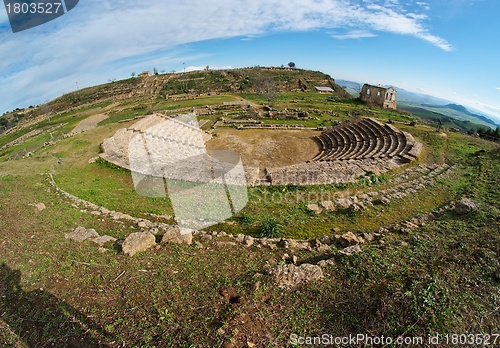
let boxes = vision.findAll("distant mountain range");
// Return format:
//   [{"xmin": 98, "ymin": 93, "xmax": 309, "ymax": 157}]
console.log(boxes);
[{"xmin": 336, "ymin": 79, "xmax": 500, "ymax": 130}]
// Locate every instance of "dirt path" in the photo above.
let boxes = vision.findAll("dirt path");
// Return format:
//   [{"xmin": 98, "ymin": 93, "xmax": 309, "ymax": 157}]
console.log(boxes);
[{"xmin": 205, "ymin": 128, "xmax": 321, "ymax": 168}]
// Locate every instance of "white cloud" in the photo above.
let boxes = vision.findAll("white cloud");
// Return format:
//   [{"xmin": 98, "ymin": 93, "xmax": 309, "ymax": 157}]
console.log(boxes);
[
  {"xmin": 0, "ymin": 0, "xmax": 454, "ymax": 113},
  {"xmin": 415, "ymin": 2, "xmax": 431, "ymax": 10}
]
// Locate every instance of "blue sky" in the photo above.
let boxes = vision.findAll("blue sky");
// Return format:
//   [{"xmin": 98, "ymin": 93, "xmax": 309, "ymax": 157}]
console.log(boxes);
[{"xmin": 1, "ymin": 0, "xmax": 499, "ymax": 123}]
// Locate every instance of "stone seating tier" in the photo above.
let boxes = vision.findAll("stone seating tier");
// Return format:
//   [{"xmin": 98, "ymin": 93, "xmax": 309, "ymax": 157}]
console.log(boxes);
[{"xmin": 313, "ymin": 118, "xmax": 421, "ymax": 163}]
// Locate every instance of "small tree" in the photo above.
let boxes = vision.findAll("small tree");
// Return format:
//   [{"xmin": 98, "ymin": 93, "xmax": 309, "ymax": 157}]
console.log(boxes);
[
  {"xmin": 131, "ymin": 72, "xmax": 136, "ymax": 77},
  {"xmin": 153, "ymin": 67, "xmax": 158, "ymax": 75},
  {"xmin": 288, "ymin": 62, "xmax": 296, "ymax": 68}
]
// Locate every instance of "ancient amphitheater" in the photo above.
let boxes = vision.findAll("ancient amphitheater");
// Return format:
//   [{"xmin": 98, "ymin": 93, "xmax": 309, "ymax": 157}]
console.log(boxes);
[{"xmin": 100, "ymin": 112, "xmax": 422, "ymax": 186}]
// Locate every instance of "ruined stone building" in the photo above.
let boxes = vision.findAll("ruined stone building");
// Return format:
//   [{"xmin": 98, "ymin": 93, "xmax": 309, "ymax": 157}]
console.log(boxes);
[{"xmin": 360, "ymin": 84, "xmax": 397, "ymax": 109}]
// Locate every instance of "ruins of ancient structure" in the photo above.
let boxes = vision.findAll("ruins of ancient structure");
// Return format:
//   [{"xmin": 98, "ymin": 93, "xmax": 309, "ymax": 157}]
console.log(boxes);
[
  {"xmin": 258, "ymin": 117, "xmax": 421, "ymax": 185},
  {"xmin": 360, "ymin": 84, "xmax": 397, "ymax": 109},
  {"xmin": 100, "ymin": 113, "xmax": 422, "ymax": 187}
]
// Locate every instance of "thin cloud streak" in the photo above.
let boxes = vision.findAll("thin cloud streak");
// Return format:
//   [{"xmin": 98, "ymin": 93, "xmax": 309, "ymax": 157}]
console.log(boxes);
[{"xmin": 332, "ymin": 30, "xmax": 377, "ymax": 40}]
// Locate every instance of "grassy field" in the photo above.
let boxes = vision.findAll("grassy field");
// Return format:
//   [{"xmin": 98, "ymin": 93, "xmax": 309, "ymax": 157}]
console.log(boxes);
[{"xmin": 1, "ymin": 74, "xmax": 499, "ymax": 346}]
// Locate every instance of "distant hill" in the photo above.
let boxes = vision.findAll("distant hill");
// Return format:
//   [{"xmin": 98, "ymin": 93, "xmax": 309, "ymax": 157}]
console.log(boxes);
[
  {"xmin": 338, "ymin": 80, "xmax": 499, "ymax": 131},
  {"xmin": 336, "ymin": 79, "xmax": 361, "ymax": 96},
  {"xmin": 420, "ymin": 103, "xmax": 499, "ymax": 128}
]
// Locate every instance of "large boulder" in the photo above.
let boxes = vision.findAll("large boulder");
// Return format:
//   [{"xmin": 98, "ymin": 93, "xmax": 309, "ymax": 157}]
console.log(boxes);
[
  {"xmin": 267, "ymin": 263, "xmax": 324, "ymax": 289},
  {"xmin": 122, "ymin": 232, "xmax": 156, "ymax": 256}
]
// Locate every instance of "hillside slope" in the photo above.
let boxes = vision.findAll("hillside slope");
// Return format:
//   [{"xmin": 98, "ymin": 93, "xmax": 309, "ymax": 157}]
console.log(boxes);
[{"xmin": 0, "ymin": 68, "xmax": 350, "ymax": 134}]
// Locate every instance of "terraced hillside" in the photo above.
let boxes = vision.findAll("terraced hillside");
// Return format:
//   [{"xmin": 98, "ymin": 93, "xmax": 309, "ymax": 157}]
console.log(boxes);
[{"xmin": 0, "ymin": 68, "xmax": 499, "ymax": 347}]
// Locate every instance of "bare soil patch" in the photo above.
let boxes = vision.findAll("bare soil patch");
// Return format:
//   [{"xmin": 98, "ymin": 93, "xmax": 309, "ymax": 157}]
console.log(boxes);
[
  {"xmin": 205, "ymin": 128, "xmax": 321, "ymax": 168},
  {"xmin": 71, "ymin": 113, "xmax": 109, "ymax": 134}
]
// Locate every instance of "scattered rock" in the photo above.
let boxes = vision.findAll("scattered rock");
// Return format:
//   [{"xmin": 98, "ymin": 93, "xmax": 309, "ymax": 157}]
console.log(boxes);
[
  {"xmin": 378, "ymin": 227, "xmax": 389, "ymax": 234},
  {"xmin": 337, "ymin": 244, "xmax": 362, "ymax": 256},
  {"xmin": 338, "ymin": 232, "xmax": 363, "ymax": 247},
  {"xmin": 295, "ymin": 241, "xmax": 312, "ymax": 251},
  {"xmin": 349, "ymin": 203, "xmax": 362, "ymax": 212},
  {"xmin": 317, "ymin": 258, "xmax": 335, "ymax": 267},
  {"xmin": 287, "ymin": 239, "xmax": 298, "ymax": 249},
  {"xmin": 320, "ymin": 200, "xmax": 336, "ymax": 211},
  {"xmin": 334, "ymin": 198, "xmax": 351, "ymax": 209},
  {"xmin": 267, "ymin": 263, "xmax": 324, "ymax": 289},
  {"xmin": 402, "ymin": 221, "xmax": 419, "ymax": 230},
  {"xmin": 32, "ymin": 203, "xmax": 46, "ymax": 212},
  {"xmin": 91, "ymin": 235, "xmax": 117, "ymax": 247},
  {"xmin": 244, "ymin": 235, "xmax": 254, "ymax": 247},
  {"xmin": 317, "ymin": 244, "xmax": 331, "ymax": 253},
  {"xmin": 363, "ymin": 233, "xmax": 375, "ymax": 243},
  {"xmin": 200, "ymin": 234, "xmax": 213, "ymax": 242},
  {"xmin": 318, "ymin": 236, "xmax": 333, "ymax": 245},
  {"xmin": 454, "ymin": 198, "xmax": 479, "ymax": 215},
  {"xmin": 235, "ymin": 234, "xmax": 245, "ymax": 243},
  {"xmin": 161, "ymin": 226, "xmax": 193, "ymax": 245},
  {"xmin": 122, "ymin": 232, "xmax": 156, "ymax": 256},
  {"xmin": 307, "ymin": 203, "xmax": 323, "ymax": 214},
  {"xmin": 379, "ymin": 197, "xmax": 391, "ymax": 205},
  {"xmin": 64, "ymin": 226, "xmax": 99, "ymax": 242}
]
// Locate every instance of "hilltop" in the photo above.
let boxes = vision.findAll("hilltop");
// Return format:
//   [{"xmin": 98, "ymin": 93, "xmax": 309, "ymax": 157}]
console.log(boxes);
[{"xmin": 0, "ymin": 67, "xmax": 349, "ymax": 133}]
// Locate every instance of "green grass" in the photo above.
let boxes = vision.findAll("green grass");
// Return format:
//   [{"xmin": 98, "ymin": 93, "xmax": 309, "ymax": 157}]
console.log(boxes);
[
  {"xmin": 99, "ymin": 105, "xmax": 151, "ymax": 126},
  {"xmin": 55, "ymin": 158, "xmax": 175, "ymax": 220}
]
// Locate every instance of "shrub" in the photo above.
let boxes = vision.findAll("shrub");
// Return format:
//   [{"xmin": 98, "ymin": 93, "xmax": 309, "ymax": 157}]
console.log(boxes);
[{"xmin": 259, "ymin": 217, "xmax": 283, "ymax": 238}]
